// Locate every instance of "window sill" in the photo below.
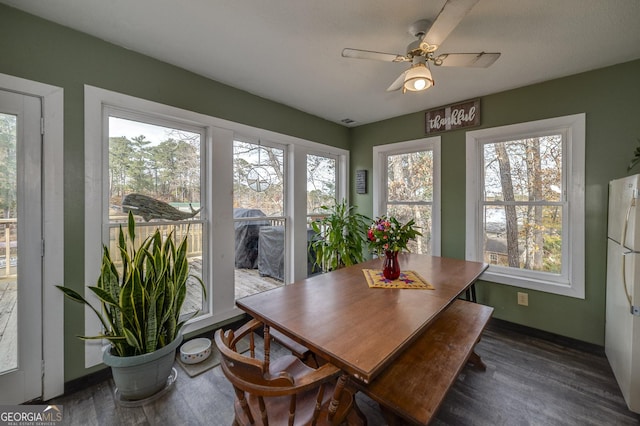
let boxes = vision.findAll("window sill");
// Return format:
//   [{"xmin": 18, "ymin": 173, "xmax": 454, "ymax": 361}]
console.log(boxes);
[{"xmin": 480, "ymin": 268, "xmax": 584, "ymax": 299}]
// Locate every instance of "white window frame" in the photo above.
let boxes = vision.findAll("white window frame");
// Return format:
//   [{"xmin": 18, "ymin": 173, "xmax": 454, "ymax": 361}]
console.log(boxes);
[
  {"xmin": 291, "ymin": 146, "xmax": 348, "ymax": 281},
  {"xmin": 372, "ymin": 137, "xmax": 441, "ymax": 256},
  {"xmin": 85, "ymin": 87, "xmax": 218, "ymax": 367},
  {"xmin": 465, "ymin": 113, "xmax": 585, "ymax": 298},
  {"xmin": 85, "ymin": 85, "xmax": 349, "ymax": 366}
]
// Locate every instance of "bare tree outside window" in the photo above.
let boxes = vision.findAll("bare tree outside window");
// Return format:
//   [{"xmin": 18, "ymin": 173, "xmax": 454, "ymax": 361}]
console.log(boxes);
[
  {"xmin": 386, "ymin": 150, "xmax": 433, "ymax": 254},
  {"xmin": 233, "ymin": 141, "xmax": 284, "ymax": 216},
  {"xmin": 307, "ymin": 154, "xmax": 336, "ymax": 215},
  {"xmin": 482, "ymin": 135, "xmax": 563, "ymax": 273}
]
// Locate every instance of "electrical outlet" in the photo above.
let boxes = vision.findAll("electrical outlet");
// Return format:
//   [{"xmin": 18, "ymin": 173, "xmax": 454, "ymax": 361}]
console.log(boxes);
[{"xmin": 517, "ymin": 292, "xmax": 529, "ymax": 306}]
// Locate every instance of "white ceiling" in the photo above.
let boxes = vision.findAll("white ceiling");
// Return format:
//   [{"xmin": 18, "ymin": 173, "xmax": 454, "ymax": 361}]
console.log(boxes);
[{"xmin": 4, "ymin": 0, "xmax": 640, "ymax": 126}]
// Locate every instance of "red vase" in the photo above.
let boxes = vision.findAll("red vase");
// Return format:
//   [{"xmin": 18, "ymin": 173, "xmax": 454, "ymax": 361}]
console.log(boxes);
[{"xmin": 382, "ymin": 250, "xmax": 401, "ymax": 280}]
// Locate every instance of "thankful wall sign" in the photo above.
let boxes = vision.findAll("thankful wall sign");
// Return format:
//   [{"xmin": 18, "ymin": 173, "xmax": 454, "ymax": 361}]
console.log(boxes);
[{"xmin": 424, "ymin": 98, "xmax": 480, "ymax": 134}]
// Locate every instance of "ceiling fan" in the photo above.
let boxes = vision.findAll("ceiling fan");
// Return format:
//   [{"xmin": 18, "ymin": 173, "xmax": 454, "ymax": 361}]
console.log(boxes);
[{"xmin": 342, "ymin": 0, "xmax": 500, "ymax": 93}]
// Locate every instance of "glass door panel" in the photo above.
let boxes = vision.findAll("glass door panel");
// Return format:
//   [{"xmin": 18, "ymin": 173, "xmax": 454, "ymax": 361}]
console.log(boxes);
[
  {"xmin": 0, "ymin": 91, "xmax": 42, "ymax": 404},
  {"xmin": 0, "ymin": 111, "xmax": 18, "ymax": 375}
]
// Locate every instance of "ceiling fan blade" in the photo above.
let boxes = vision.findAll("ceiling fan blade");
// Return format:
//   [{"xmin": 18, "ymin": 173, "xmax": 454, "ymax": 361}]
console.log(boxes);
[
  {"xmin": 433, "ymin": 52, "xmax": 500, "ymax": 67},
  {"xmin": 422, "ymin": 0, "xmax": 480, "ymax": 50},
  {"xmin": 386, "ymin": 70, "xmax": 409, "ymax": 92},
  {"xmin": 342, "ymin": 48, "xmax": 409, "ymax": 63}
]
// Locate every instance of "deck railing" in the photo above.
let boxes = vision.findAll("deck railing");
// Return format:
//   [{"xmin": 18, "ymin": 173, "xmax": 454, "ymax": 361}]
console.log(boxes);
[
  {"xmin": 106, "ymin": 218, "xmax": 204, "ymax": 264},
  {"xmin": 0, "ymin": 218, "xmax": 16, "ymax": 279},
  {"xmin": 106, "ymin": 216, "xmax": 291, "ymax": 263},
  {"xmin": 0, "ymin": 214, "xmax": 325, "ymax": 279}
]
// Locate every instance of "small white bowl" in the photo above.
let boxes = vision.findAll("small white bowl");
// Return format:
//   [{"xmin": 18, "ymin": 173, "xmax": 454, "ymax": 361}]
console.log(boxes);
[{"xmin": 180, "ymin": 338, "xmax": 212, "ymax": 364}]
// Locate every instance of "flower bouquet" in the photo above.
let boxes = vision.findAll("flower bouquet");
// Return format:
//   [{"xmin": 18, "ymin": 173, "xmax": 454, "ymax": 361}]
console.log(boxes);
[
  {"xmin": 367, "ymin": 216, "xmax": 422, "ymax": 255},
  {"xmin": 367, "ymin": 216, "xmax": 422, "ymax": 280}
]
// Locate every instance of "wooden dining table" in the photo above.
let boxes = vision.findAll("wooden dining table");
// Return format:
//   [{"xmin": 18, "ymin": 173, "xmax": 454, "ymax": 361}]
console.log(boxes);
[{"xmin": 236, "ymin": 253, "xmax": 488, "ymax": 385}]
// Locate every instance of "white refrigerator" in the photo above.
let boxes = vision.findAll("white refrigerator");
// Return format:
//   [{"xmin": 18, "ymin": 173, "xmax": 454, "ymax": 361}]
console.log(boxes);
[{"xmin": 606, "ymin": 174, "xmax": 640, "ymax": 413}]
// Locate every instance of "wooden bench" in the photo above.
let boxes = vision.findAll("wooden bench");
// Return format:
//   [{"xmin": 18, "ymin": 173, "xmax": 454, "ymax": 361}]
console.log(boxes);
[{"xmin": 356, "ymin": 299, "xmax": 494, "ymax": 425}]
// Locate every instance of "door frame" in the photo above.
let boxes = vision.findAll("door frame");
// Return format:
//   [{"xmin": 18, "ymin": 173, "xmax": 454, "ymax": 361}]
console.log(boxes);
[{"xmin": 0, "ymin": 73, "xmax": 64, "ymax": 400}]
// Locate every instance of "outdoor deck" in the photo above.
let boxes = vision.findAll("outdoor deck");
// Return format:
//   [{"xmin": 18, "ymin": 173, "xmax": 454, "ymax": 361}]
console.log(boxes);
[
  {"xmin": 0, "ymin": 268, "xmax": 282, "ymax": 374},
  {"xmin": 0, "ymin": 279, "xmax": 17, "ymax": 373}
]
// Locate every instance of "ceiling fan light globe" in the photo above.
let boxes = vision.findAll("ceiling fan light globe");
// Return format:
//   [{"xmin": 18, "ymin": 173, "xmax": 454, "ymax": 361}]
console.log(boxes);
[
  {"xmin": 414, "ymin": 79, "xmax": 427, "ymax": 90},
  {"xmin": 403, "ymin": 64, "xmax": 434, "ymax": 92},
  {"xmin": 404, "ymin": 77, "xmax": 432, "ymax": 91}
]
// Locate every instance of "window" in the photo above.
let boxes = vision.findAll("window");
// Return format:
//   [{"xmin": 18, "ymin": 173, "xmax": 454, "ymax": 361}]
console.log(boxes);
[
  {"xmin": 233, "ymin": 139, "xmax": 287, "ymax": 296},
  {"xmin": 85, "ymin": 85, "xmax": 350, "ymax": 366},
  {"xmin": 373, "ymin": 137, "xmax": 441, "ymax": 255},
  {"xmin": 307, "ymin": 153, "xmax": 337, "ymax": 216},
  {"xmin": 85, "ymin": 87, "xmax": 216, "ymax": 367},
  {"xmin": 233, "ymin": 139, "xmax": 285, "ymax": 216},
  {"xmin": 107, "ymin": 112, "xmax": 206, "ymax": 318},
  {"xmin": 465, "ymin": 114, "xmax": 585, "ymax": 298}
]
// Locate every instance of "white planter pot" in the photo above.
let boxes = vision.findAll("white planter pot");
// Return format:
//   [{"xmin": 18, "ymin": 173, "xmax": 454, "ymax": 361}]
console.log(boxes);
[{"xmin": 103, "ymin": 334, "xmax": 182, "ymax": 401}]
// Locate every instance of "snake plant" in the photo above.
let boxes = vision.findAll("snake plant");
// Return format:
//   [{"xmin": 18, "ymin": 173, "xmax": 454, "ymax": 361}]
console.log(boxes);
[{"xmin": 57, "ymin": 212, "xmax": 205, "ymax": 357}]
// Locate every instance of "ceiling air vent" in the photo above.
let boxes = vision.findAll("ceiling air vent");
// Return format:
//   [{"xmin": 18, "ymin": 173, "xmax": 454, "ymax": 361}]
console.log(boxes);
[{"xmin": 341, "ymin": 118, "xmax": 356, "ymax": 125}]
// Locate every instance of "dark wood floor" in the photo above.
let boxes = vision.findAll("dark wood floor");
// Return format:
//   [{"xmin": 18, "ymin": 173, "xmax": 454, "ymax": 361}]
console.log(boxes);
[{"xmin": 49, "ymin": 319, "xmax": 640, "ymax": 425}]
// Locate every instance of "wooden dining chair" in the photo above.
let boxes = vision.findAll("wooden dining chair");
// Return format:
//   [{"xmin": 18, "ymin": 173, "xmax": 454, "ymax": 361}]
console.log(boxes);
[{"xmin": 214, "ymin": 319, "xmax": 366, "ymax": 426}]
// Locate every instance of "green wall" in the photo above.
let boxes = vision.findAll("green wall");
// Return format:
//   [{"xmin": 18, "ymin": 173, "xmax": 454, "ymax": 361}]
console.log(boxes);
[
  {"xmin": 350, "ymin": 59, "xmax": 640, "ymax": 345},
  {"xmin": 0, "ymin": 4, "xmax": 349, "ymax": 382}
]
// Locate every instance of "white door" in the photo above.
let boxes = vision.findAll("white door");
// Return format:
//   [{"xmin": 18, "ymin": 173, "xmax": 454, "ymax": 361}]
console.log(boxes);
[{"xmin": 0, "ymin": 90, "xmax": 43, "ymax": 404}]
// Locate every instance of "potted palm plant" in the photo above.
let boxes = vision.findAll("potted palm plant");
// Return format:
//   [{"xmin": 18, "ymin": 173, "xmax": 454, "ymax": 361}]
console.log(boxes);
[
  {"xmin": 57, "ymin": 212, "xmax": 205, "ymax": 401},
  {"xmin": 309, "ymin": 200, "xmax": 370, "ymax": 272}
]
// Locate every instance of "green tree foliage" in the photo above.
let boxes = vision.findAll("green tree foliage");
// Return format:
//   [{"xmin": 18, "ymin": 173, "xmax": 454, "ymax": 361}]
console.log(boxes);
[{"xmin": 108, "ymin": 135, "xmax": 201, "ymax": 208}]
